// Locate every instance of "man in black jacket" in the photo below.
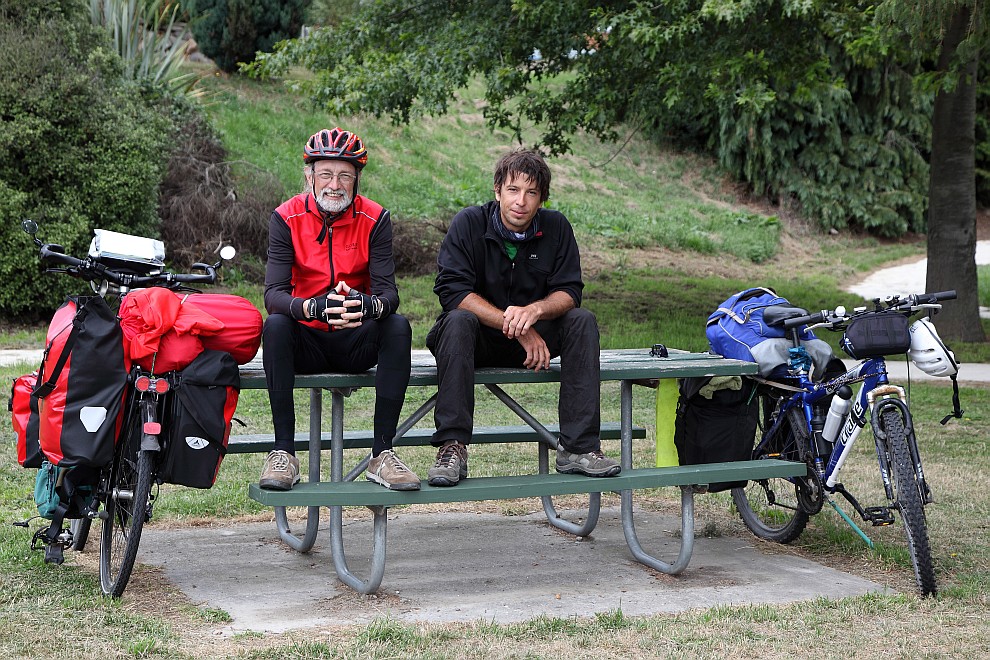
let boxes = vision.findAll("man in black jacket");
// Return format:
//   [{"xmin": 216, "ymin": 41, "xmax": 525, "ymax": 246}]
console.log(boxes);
[{"xmin": 426, "ymin": 148, "xmax": 620, "ymax": 487}]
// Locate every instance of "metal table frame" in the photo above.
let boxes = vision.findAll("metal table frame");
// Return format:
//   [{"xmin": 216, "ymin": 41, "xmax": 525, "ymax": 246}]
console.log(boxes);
[{"xmin": 239, "ymin": 348, "xmax": 759, "ymax": 593}]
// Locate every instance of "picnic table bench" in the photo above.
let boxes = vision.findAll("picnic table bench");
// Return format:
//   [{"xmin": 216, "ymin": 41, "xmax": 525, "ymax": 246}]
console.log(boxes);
[{"xmin": 236, "ymin": 348, "xmax": 804, "ymax": 594}]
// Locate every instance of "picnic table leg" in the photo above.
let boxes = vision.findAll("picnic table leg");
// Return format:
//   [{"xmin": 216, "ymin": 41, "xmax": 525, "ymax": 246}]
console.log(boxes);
[
  {"xmin": 274, "ymin": 387, "xmax": 323, "ymax": 552},
  {"xmin": 485, "ymin": 383, "xmax": 601, "ymax": 536},
  {"xmin": 621, "ymin": 486, "xmax": 695, "ymax": 575},
  {"xmin": 328, "ymin": 504, "xmax": 388, "ymax": 594},
  {"xmin": 618, "ymin": 379, "xmax": 694, "ymax": 574},
  {"xmin": 324, "ymin": 388, "xmax": 389, "ymax": 593}
]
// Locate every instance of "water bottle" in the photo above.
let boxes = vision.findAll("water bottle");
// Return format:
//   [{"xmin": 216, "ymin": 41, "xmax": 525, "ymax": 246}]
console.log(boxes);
[{"xmin": 822, "ymin": 385, "xmax": 853, "ymax": 443}]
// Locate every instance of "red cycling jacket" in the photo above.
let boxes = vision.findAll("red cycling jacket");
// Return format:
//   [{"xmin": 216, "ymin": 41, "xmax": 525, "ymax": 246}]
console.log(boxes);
[{"xmin": 264, "ymin": 192, "xmax": 400, "ymax": 331}]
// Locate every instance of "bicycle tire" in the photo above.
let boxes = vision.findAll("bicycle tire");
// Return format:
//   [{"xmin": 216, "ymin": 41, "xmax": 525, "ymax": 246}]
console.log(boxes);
[
  {"xmin": 879, "ymin": 408, "xmax": 938, "ymax": 596},
  {"xmin": 69, "ymin": 518, "xmax": 92, "ymax": 551},
  {"xmin": 99, "ymin": 431, "xmax": 154, "ymax": 598},
  {"xmin": 733, "ymin": 389, "xmax": 810, "ymax": 543}
]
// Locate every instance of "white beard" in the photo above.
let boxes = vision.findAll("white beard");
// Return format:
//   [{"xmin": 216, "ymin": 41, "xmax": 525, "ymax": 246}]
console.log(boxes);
[{"xmin": 315, "ymin": 186, "xmax": 353, "ymax": 214}]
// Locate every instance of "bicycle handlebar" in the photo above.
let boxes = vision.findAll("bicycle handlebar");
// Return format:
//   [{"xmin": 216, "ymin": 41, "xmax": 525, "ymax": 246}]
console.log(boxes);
[
  {"xmin": 37, "ymin": 242, "xmax": 219, "ymax": 291},
  {"xmin": 781, "ymin": 290, "xmax": 957, "ymax": 331}
]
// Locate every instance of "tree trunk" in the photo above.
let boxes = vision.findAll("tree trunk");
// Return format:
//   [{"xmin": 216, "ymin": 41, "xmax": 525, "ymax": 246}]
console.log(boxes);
[{"xmin": 927, "ymin": 5, "xmax": 985, "ymax": 342}]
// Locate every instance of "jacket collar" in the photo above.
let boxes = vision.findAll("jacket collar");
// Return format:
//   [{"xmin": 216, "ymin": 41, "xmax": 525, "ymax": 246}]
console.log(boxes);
[{"xmin": 306, "ymin": 193, "xmax": 357, "ymax": 244}]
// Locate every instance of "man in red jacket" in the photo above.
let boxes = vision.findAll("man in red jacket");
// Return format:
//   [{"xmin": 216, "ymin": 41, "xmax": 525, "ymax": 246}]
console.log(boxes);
[{"xmin": 260, "ymin": 127, "xmax": 419, "ymax": 491}]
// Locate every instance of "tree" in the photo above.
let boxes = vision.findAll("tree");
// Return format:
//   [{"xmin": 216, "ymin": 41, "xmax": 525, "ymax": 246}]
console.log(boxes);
[
  {"xmin": 878, "ymin": 0, "xmax": 986, "ymax": 342},
  {"xmin": 248, "ymin": 0, "xmax": 987, "ymax": 340},
  {"xmin": 186, "ymin": 0, "xmax": 307, "ymax": 73}
]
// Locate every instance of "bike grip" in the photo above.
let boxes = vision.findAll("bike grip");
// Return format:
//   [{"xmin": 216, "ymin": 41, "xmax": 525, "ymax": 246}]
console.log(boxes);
[
  {"xmin": 906, "ymin": 290, "xmax": 956, "ymax": 306},
  {"xmin": 172, "ymin": 268, "xmax": 217, "ymax": 284},
  {"xmin": 783, "ymin": 311, "xmax": 824, "ymax": 330},
  {"xmin": 39, "ymin": 245, "xmax": 83, "ymax": 267}
]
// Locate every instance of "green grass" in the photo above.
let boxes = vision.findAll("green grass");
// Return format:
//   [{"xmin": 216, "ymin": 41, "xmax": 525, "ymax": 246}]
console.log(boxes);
[
  {"xmin": 979, "ymin": 264, "xmax": 990, "ymax": 307},
  {"xmin": 197, "ymin": 70, "xmax": 781, "ymax": 260}
]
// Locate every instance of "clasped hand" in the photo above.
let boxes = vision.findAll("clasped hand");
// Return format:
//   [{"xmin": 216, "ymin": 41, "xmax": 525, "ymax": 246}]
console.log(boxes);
[
  {"xmin": 311, "ymin": 282, "xmax": 373, "ymax": 328},
  {"xmin": 503, "ymin": 304, "xmax": 550, "ymax": 371}
]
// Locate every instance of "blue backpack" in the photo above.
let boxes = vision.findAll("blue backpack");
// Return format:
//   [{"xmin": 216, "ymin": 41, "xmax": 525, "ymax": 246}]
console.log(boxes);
[{"xmin": 706, "ymin": 287, "xmax": 820, "ymax": 376}]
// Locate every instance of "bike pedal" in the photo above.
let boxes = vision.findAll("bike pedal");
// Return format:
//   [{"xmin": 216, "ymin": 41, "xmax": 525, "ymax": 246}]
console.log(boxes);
[
  {"xmin": 44, "ymin": 545, "xmax": 65, "ymax": 565},
  {"xmin": 865, "ymin": 506, "xmax": 895, "ymax": 526}
]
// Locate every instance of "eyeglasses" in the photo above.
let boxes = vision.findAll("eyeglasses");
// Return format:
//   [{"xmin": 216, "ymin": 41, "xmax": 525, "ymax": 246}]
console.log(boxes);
[{"xmin": 314, "ymin": 171, "xmax": 356, "ymax": 184}]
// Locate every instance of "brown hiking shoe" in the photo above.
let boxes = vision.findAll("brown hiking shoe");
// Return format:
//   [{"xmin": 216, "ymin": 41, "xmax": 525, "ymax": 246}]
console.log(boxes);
[
  {"xmin": 259, "ymin": 450, "xmax": 300, "ymax": 490},
  {"xmin": 366, "ymin": 450, "xmax": 421, "ymax": 491},
  {"xmin": 427, "ymin": 440, "xmax": 468, "ymax": 487},
  {"xmin": 555, "ymin": 447, "xmax": 621, "ymax": 477}
]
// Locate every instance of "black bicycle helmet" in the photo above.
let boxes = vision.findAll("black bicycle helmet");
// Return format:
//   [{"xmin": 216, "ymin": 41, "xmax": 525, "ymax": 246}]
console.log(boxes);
[{"xmin": 303, "ymin": 128, "xmax": 368, "ymax": 169}]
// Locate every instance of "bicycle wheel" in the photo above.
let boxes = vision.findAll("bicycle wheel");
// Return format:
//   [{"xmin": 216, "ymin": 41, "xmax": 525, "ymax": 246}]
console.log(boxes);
[
  {"xmin": 99, "ymin": 421, "xmax": 154, "ymax": 598},
  {"xmin": 732, "ymin": 389, "xmax": 810, "ymax": 543},
  {"xmin": 69, "ymin": 518, "xmax": 92, "ymax": 551},
  {"xmin": 879, "ymin": 408, "xmax": 937, "ymax": 596}
]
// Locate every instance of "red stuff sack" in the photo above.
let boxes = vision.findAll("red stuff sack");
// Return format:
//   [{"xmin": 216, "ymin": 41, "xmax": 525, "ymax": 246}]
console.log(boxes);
[
  {"xmin": 119, "ymin": 288, "xmax": 223, "ymax": 373},
  {"xmin": 159, "ymin": 350, "xmax": 240, "ymax": 488},
  {"xmin": 9, "ymin": 372, "xmax": 43, "ymax": 468},
  {"xmin": 35, "ymin": 296, "xmax": 128, "ymax": 468},
  {"xmin": 134, "ymin": 330, "xmax": 204, "ymax": 373},
  {"xmin": 180, "ymin": 294, "xmax": 262, "ymax": 364}
]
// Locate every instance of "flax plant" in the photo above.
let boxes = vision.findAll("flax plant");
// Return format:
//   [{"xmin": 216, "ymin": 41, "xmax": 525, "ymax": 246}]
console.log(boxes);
[{"xmin": 89, "ymin": 0, "xmax": 202, "ymax": 98}]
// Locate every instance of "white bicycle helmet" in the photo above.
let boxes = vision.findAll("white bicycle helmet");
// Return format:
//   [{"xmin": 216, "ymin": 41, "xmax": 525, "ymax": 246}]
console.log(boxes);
[{"xmin": 908, "ymin": 318, "xmax": 958, "ymax": 377}]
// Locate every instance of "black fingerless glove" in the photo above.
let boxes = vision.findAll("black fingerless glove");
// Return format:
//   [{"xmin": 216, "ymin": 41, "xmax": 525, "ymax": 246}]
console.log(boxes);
[
  {"xmin": 307, "ymin": 294, "xmax": 341, "ymax": 323},
  {"xmin": 345, "ymin": 289, "xmax": 385, "ymax": 320}
]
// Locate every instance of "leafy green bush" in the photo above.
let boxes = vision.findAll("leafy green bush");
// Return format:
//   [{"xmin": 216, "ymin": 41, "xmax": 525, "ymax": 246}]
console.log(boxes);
[
  {"xmin": 186, "ymin": 0, "xmax": 306, "ymax": 73},
  {"xmin": 0, "ymin": 0, "xmax": 171, "ymax": 321},
  {"xmin": 708, "ymin": 46, "xmax": 930, "ymax": 237}
]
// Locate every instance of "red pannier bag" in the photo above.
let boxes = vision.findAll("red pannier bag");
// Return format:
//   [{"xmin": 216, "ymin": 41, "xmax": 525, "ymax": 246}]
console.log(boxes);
[
  {"xmin": 35, "ymin": 296, "xmax": 128, "ymax": 468},
  {"xmin": 159, "ymin": 350, "xmax": 240, "ymax": 488},
  {"xmin": 9, "ymin": 372, "xmax": 43, "ymax": 468},
  {"xmin": 179, "ymin": 293, "xmax": 262, "ymax": 365}
]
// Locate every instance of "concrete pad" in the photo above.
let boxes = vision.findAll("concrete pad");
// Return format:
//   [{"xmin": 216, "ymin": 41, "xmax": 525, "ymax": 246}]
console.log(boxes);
[
  {"xmin": 138, "ymin": 508, "xmax": 887, "ymax": 632},
  {"xmin": 0, "ymin": 349, "xmax": 43, "ymax": 368}
]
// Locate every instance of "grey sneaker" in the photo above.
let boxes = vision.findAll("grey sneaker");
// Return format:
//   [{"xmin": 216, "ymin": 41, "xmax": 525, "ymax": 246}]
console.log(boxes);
[
  {"xmin": 366, "ymin": 450, "xmax": 421, "ymax": 491},
  {"xmin": 555, "ymin": 447, "xmax": 621, "ymax": 477},
  {"xmin": 259, "ymin": 450, "xmax": 300, "ymax": 490},
  {"xmin": 428, "ymin": 440, "xmax": 468, "ymax": 487}
]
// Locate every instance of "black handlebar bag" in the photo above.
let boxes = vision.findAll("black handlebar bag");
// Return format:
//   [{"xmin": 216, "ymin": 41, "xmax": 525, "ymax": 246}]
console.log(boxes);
[
  {"xmin": 160, "ymin": 349, "xmax": 240, "ymax": 488},
  {"xmin": 33, "ymin": 295, "xmax": 127, "ymax": 468}
]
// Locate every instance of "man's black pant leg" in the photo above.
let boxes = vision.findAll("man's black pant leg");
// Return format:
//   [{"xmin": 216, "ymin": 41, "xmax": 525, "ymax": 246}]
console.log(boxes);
[
  {"xmin": 426, "ymin": 310, "xmax": 479, "ymax": 446},
  {"xmin": 555, "ymin": 308, "xmax": 601, "ymax": 454}
]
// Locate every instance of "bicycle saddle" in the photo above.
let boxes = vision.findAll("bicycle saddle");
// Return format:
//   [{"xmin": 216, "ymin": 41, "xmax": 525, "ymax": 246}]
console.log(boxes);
[{"xmin": 762, "ymin": 305, "xmax": 808, "ymax": 327}]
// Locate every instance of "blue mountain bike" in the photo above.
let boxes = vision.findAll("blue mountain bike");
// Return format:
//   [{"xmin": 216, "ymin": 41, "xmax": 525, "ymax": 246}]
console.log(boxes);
[{"xmin": 732, "ymin": 290, "xmax": 960, "ymax": 597}]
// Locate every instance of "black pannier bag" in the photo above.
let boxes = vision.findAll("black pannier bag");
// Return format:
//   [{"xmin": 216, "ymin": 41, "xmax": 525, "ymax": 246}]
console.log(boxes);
[
  {"xmin": 840, "ymin": 311, "xmax": 911, "ymax": 359},
  {"xmin": 35, "ymin": 295, "xmax": 128, "ymax": 468},
  {"xmin": 159, "ymin": 350, "xmax": 240, "ymax": 489},
  {"xmin": 673, "ymin": 375, "xmax": 758, "ymax": 492}
]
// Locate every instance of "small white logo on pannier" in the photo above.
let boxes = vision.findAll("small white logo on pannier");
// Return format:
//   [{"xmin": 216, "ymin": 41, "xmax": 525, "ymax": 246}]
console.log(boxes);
[
  {"xmin": 80, "ymin": 406, "xmax": 108, "ymax": 432},
  {"xmin": 185, "ymin": 436, "xmax": 210, "ymax": 450}
]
